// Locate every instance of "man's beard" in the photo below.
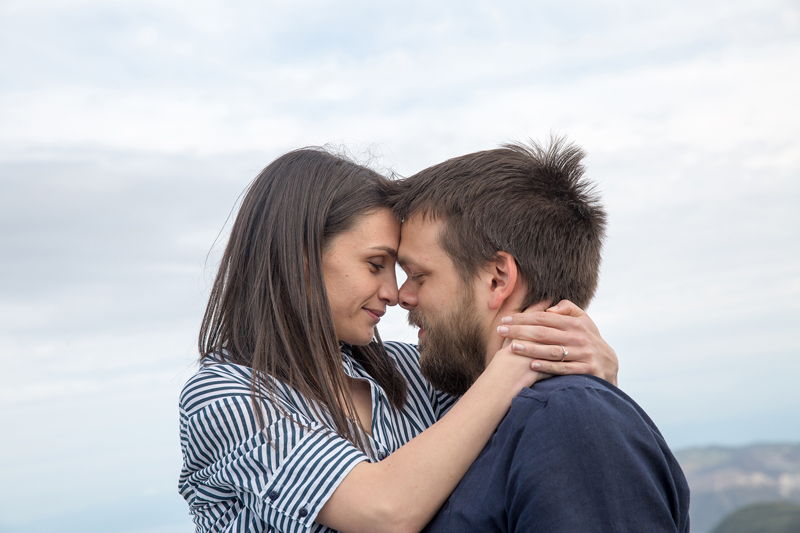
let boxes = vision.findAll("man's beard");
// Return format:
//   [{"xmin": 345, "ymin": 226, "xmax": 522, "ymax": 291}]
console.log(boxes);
[{"xmin": 408, "ymin": 288, "xmax": 486, "ymax": 396}]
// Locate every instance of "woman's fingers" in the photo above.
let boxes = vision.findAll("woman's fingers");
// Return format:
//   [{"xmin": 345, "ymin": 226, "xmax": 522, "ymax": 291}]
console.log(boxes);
[
  {"xmin": 501, "ymin": 299, "xmax": 597, "ymax": 331},
  {"xmin": 498, "ymin": 324, "xmax": 575, "ymax": 345},
  {"xmin": 546, "ymin": 299, "xmax": 586, "ymax": 318},
  {"xmin": 497, "ymin": 298, "xmax": 619, "ymax": 386},
  {"xmin": 509, "ymin": 340, "xmax": 570, "ymax": 361},
  {"xmin": 528, "ymin": 360, "xmax": 594, "ymax": 376},
  {"xmin": 501, "ymin": 310, "xmax": 567, "ymax": 329}
]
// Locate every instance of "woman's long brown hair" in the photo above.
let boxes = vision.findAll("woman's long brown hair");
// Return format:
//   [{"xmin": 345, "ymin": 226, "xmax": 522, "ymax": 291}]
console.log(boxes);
[{"xmin": 199, "ymin": 148, "xmax": 407, "ymax": 451}]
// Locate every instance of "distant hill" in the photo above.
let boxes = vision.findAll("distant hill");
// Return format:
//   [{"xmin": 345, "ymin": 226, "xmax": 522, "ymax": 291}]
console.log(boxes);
[
  {"xmin": 675, "ymin": 443, "xmax": 800, "ymax": 533},
  {"xmin": 710, "ymin": 501, "xmax": 800, "ymax": 533}
]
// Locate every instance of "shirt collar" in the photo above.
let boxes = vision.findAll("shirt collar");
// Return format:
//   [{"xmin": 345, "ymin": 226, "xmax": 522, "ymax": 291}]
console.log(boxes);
[{"xmin": 340, "ymin": 343, "xmax": 360, "ymax": 378}]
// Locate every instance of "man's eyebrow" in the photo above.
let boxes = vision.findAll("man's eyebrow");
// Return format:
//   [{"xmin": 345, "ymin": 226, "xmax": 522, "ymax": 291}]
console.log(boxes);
[
  {"xmin": 396, "ymin": 255, "xmax": 416, "ymax": 269},
  {"xmin": 370, "ymin": 246, "xmax": 397, "ymax": 258}
]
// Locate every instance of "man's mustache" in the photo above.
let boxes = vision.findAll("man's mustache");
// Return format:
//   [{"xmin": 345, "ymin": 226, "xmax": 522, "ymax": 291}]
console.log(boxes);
[{"xmin": 407, "ymin": 310, "xmax": 425, "ymax": 329}]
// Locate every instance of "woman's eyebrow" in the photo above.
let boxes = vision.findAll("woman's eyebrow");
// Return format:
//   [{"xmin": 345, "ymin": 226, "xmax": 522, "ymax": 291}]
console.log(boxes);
[{"xmin": 370, "ymin": 246, "xmax": 397, "ymax": 258}]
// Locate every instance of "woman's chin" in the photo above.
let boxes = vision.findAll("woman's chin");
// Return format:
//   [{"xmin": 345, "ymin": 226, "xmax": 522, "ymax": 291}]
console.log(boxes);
[{"xmin": 339, "ymin": 331, "xmax": 376, "ymax": 347}]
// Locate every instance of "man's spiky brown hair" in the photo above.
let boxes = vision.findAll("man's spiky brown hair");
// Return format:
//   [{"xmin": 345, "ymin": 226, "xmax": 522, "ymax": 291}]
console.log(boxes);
[{"xmin": 391, "ymin": 137, "xmax": 606, "ymax": 309}]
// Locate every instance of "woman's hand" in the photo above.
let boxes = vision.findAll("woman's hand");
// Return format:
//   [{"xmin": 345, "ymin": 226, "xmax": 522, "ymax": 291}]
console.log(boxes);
[{"xmin": 496, "ymin": 299, "xmax": 619, "ymax": 386}]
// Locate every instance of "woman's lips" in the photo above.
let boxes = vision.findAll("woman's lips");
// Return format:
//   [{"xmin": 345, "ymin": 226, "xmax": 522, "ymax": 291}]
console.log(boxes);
[{"xmin": 364, "ymin": 308, "xmax": 384, "ymax": 323}]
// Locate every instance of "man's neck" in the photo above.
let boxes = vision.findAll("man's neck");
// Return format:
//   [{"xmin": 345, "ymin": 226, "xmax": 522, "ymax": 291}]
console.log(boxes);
[
  {"xmin": 482, "ymin": 301, "xmax": 522, "ymax": 367},
  {"xmin": 483, "ymin": 326, "xmax": 503, "ymax": 367},
  {"xmin": 480, "ymin": 278, "xmax": 529, "ymax": 368}
]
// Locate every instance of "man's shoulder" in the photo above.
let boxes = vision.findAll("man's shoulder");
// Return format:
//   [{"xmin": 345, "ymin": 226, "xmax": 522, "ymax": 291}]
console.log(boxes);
[
  {"xmin": 504, "ymin": 375, "xmax": 655, "ymax": 436},
  {"xmin": 511, "ymin": 374, "xmax": 622, "ymax": 409},
  {"xmin": 499, "ymin": 374, "xmax": 681, "ymax": 491},
  {"xmin": 519, "ymin": 374, "xmax": 623, "ymax": 400},
  {"xmin": 426, "ymin": 379, "xmax": 690, "ymax": 533}
]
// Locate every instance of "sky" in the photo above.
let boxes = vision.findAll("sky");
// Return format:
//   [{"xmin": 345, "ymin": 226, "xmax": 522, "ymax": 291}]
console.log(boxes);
[{"xmin": 1, "ymin": 0, "xmax": 798, "ymax": 531}]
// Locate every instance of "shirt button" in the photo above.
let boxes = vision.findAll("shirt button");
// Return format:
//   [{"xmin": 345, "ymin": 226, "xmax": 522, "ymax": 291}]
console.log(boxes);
[
  {"xmin": 267, "ymin": 490, "xmax": 279, "ymax": 500},
  {"xmin": 298, "ymin": 507, "xmax": 309, "ymax": 518}
]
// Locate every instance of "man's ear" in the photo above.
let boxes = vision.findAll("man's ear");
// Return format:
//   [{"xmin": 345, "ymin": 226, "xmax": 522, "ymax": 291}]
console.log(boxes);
[{"xmin": 486, "ymin": 251, "xmax": 519, "ymax": 310}]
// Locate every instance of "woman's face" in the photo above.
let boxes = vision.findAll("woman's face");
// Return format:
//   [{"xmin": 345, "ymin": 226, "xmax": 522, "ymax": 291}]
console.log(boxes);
[{"xmin": 323, "ymin": 208, "xmax": 400, "ymax": 346}]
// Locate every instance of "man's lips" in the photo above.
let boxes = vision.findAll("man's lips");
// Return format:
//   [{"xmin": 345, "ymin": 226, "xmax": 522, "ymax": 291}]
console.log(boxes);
[{"xmin": 407, "ymin": 313, "xmax": 425, "ymax": 338}]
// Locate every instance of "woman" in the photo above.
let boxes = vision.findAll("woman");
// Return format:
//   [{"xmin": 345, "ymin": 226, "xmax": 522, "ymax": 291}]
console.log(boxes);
[{"xmin": 179, "ymin": 148, "xmax": 616, "ymax": 532}]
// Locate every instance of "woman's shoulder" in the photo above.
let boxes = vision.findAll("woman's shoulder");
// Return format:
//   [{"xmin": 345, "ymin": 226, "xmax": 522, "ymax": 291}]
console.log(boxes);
[
  {"xmin": 178, "ymin": 356, "xmax": 325, "ymax": 431},
  {"xmin": 382, "ymin": 341, "xmax": 420, "ymax": 365},
  {"xmin": 382, "ymin": 341, "xmax": 426, "ymax": 382},
  {"xmin": 179, "ymin": 357, "xmax": 255, "ymax": 417},
  {"xmin": 381, "ymin": 341, "xmax": 438, "ymax": 398}
]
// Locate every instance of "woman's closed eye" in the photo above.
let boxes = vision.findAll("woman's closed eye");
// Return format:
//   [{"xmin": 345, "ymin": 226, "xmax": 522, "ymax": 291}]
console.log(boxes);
[{"xmin": 368, "ymin": 255, "xmax": 394, "ymax": 273}]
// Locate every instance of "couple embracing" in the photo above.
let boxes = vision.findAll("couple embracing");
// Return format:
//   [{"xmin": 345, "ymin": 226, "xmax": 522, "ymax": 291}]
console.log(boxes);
[{"xmin": 178, "ymin": 139, "xmax": 690, "ymax": 532}]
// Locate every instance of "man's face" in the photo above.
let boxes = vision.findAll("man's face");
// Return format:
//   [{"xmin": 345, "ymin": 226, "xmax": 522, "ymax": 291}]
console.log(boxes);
[{"xmin": 397, "ymin": 214, "xmax": 488, "ymax": 395}]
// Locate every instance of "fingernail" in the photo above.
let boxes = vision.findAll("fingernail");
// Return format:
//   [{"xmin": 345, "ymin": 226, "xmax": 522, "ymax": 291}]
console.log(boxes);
[
  {"xmin": 512, "ymin": 343, "xmax": 523, "ymax": 352},
  {"xmin": 532, "ymin": 362, "xmax": 542, "ymax": 370},
  {"xmin": 497, "ymin": 326, "xmax": 509, "ymax": 335},
  {"xmin": 501, "ymin": 316, "xmax": 512, "ymax": 324}
]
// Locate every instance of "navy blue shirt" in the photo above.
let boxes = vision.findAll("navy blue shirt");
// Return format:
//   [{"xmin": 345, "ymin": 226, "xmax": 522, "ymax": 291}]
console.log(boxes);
[{"xmin": 424, "ymin": 375, "xmax": 690, "ymax": 532}]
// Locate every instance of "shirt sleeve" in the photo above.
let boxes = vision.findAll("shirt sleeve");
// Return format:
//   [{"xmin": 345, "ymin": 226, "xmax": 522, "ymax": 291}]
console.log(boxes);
[
  {"xmin": 507, "ymin": 386, "xmax": 689, "ymax": 532},
  {"xmin": 180, "ymin": 391, "xmax": 368, "ymax": 531}
]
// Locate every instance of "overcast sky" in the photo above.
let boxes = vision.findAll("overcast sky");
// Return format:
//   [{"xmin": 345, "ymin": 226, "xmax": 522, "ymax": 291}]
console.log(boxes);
[{"xmin": 1, "ymin": 1, "xmax": 798, "ymax": 531}]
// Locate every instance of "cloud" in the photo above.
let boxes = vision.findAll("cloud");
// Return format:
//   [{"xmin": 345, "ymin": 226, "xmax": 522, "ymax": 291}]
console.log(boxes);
[{"xmin": 2, "ymin": 0, "xmax": 797, "ymax": 161}]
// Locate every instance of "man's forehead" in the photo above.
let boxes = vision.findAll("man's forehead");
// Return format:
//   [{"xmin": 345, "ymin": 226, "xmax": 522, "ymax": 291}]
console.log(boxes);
[
  {"xmin": 397, "ymin": 232, "xmax": 426, "ymax": 268},
  {"xmin": 398, "ymin": 215, "xmax": 445, "ymax": 267}
]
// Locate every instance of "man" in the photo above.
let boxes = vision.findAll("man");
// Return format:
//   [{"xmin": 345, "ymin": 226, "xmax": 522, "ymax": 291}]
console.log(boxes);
[{"xmin": 391, "ymin": 139, "xmax": 690, "ymax": 532}]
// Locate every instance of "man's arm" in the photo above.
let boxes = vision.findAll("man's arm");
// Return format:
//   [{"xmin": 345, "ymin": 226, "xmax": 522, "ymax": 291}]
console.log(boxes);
[{"xmin": 507, "ymin": 380, "xmax": 689, "ymax": 532}]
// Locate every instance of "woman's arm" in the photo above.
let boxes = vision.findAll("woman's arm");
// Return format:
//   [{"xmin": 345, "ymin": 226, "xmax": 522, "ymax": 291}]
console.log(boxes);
[
  {"xmin": 317, "ymin": 300, "xmax": 618, "ymax": 533},
  {"xmin": 316, "ymin": 344, "xmax": 536, "ymax": 533}
]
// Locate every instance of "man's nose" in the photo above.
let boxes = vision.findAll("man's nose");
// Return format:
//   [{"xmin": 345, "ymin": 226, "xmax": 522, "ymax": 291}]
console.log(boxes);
[{"xmin": 398, "ymin": 280, "xmax": 417, "ymax": 310}]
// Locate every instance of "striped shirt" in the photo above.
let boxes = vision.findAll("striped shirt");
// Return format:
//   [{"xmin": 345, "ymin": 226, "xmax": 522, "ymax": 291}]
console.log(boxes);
[{"xmin": 178, "ymin": 341, "xmax": 455, "ymax": 532}]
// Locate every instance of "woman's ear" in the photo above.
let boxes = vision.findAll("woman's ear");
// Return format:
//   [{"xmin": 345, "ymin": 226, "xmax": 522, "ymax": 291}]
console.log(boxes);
[{"xmin": 486, "ymin": 251, "xmax": 519, "ymax": 310}]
